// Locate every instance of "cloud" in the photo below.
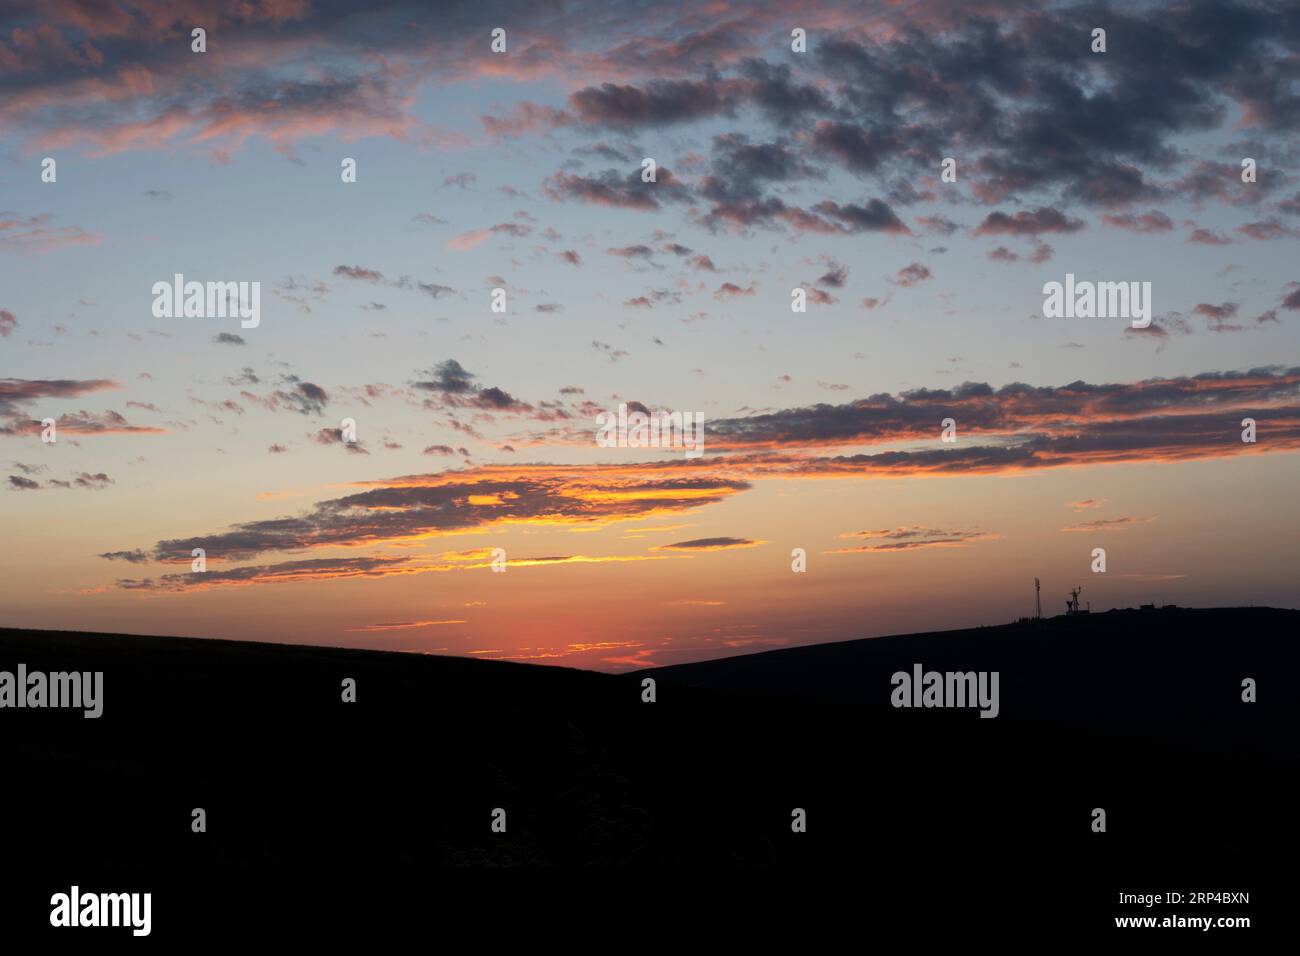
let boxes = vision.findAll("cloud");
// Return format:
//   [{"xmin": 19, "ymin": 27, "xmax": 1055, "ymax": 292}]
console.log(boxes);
[
  {"xmin": 411, "ymin": 360, "xmax": 531, "ymax": 413},
  {"xmin": 7, "ymin": 0, "xmax": 1298, "ymax": 232},
  {"xmin": 334, "ymin": 265, "xmax": 383, "ymax": 282},
  {"xmin": 1193, "ymin": 302, "xmax": 1244, "ymax": 332},
  {"xmin": 700, "ymin": 133, "xmax": 820, "ymax": 202},
  {"xmin": 542, "ymin": 167, "xmax": 691, "ymax": 210},
  {"xmin": 607, "ymin": 244, "xmax": 655, "ymax": 259},
  {"xmin": 311, "ymin": 427, "xmax": 368, "ymax": 455},
  {"xmin": 1, "ymin": 399, "xmax": 163, "ymax": 437},
  {"xmin": 818, "ymin": 262, "xmax": 849, "ymax": 288},
  {"xmin": 1187, "ymin": 227, "xmax": 1231, "ymax": 246},
  {"xmin": 591, "ymin": 341, "xmax": 629, "ymax": 362},
  {"xmin": 112, "ymin": 468, "xmax": 753, "ymax": 568},
  {"xmin": 1068, "ymin": 498, "xmax": 1106, "ymax": 512},
  {"xmin": 280, "ymin": 380, "xmax": 329, "ymax": 416},
  {"xmin": 986, "ymin": 242, "xmax": 1053, "ymax": 264},
  {"xmin": 567, "ymin": 78, "xmax": 741, "ymax": 128},
  {"xmin": 96, "ymin": 364, "xmax": 1300, "ymax": 594},
  {"xmin": 915, "ymin": 215, "xmax": 961, "ymax": 236},
  {"xmin": 237, "ymin": 377, "xmax": 334, "ymax": 418},
  {"xmin": 332, "ymin": 265, "xmax": 455, "ymax": 299},
  {"xmin": 810, "ymin": 120, "xmax": 904, "ymax": 174},
  {"xmin": 1060, "ymin": 515, "xmax": 1157, "ymax": 533},
  {"xmin": 0, "ymin": 378, "xmax": 119, "ymax": 418},
  {"xmin": 73, "ymin": 472, "xmax": 113, "ymax": 488},
  {"xmin": 1237, "ymin": 219, "xmax": 1300, "ymax": 241},
  {"xmin": 0, "ymin": 212, "xmax": 101, "ymax": 254},
  {"xmin": 713, "ymin": 281, "xmax": 756, "ymax": 299},
  {"xmin": 798, "ymin": 199, "xmax": 909, "ymax": 236},
  {"xmin": 10, "ymin": 469, "xmax": 112, "ymax": 490},
  {"xmin": 348, "ymin": 619, "xmax": 467, "ymax": 631},
  {"xmin": 889, "ymin": 263, "xmax": 932, "ymax": 287},
  {"xmin": 974, "ymin": 208, "xmax": 1085, "ymax": 237},
  {"xmin": 828, "ymin": 527, "xmax": 998, "ymax": 553},
  {"xmin": 26, "ymin": 65, "xmax": 454, "ymax": 162},
  {"xmin": 99, "ymin": 549, "xmax": 149, "ymax": 563},
  {"xmin": 116, "ymin": 555, "xmax": 420, "ymax": 591},
  {"xmin": 447, "ymin": 221, "xmax": 532, "ymax": 250},
  {"xmin": 702, "ymin": 367, "xmax": 1300, "ymax": 454},
  {"xmin": 114, "ymin": 549, "xmax": 674, "ymax": 592},
  {"xmin": 1102, "ymin": 210, "xmax": 1174, "ymax": 233},
  {"xmin": 481, "ymin": 102, "xmax": 571, "ymax": 137},
  {"xmin": 655, "ymin": 536, "xmax": 762, "ymax": 551},
  {"xmin": 414, "ymin": 359, "xmax": 476, "ymax": 396}
]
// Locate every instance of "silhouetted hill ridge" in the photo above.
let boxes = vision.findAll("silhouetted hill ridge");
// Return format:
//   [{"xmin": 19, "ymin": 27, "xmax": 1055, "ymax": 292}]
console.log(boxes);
[{"xmin": 0, "ymin": 607, "xmax": 1293, "ymax": 887}]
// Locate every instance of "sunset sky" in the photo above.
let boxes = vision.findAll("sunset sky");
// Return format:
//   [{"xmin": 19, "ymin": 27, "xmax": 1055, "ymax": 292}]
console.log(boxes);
[{"xmin": 2, "ymin": 0, "xmax": 1298, "ymax": 670}]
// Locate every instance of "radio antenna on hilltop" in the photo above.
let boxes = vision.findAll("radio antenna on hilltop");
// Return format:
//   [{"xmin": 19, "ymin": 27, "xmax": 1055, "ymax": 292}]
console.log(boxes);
[{"xmin": 1034, "ymin": 577, "xmax": 1042, "ymax": 620}]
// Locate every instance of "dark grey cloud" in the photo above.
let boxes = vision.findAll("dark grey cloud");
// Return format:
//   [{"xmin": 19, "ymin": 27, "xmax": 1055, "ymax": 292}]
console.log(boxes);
[
  {"xmin": 99, "ymin": 549, "xmax": 150, "ymax": 562},
  {"xmin": 310, "ymin": 427, "xmax": 369, "ymax": 454},
  {"xmin": 0, "ymin": 377, "xmax": 118, "ymax": 417},
  {"xmin": 542, "ymin": 167, "xmax": 691, "ymax": 210},
  {"xmin": 414, "ymin": 359, "xmax": 477, "ymax": 396},
  {"xmin": 656, "ymin": 537, "xmax": 759, "ymax": 551},
  {"xmin": 706, "ymin": 368, "xmax": 1300, "ymax": 449},
  {"xmin": 568, "ymin": 77, "xmax": 741, "ymax": 128},
  {"xmin": 818, "ymin": 263, "xmax": 849, "ymax": 288},
  {"xmin": 411, "ymin": 360, "xmax": 532, "ymax": 413},
  {"xmin": 974, "ymin": 207, "xmax": 1085, "ymax": 237},
  {"xmin": 890, "ymin": 263, "xmax": 932, "ymax": 287},
  {"xmin": 607, "ymin": 244, "xmax": 655, "ymax": 259},
  {"xmin": 332, "ymin": 265, "xmax": 455, "ymax": 298}
]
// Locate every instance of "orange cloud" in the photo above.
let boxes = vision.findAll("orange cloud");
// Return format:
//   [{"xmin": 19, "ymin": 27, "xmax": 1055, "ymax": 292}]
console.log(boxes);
[{"xmin": 1060, "ymin": 516, "xmax": 1157, "ymax": 533}]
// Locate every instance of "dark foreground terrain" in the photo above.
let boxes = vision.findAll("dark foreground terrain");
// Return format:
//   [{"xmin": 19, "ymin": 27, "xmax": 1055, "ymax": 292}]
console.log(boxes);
[{"xmin": 1, "ymin": 606, "xmax": 1295, "ymax": 938}]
